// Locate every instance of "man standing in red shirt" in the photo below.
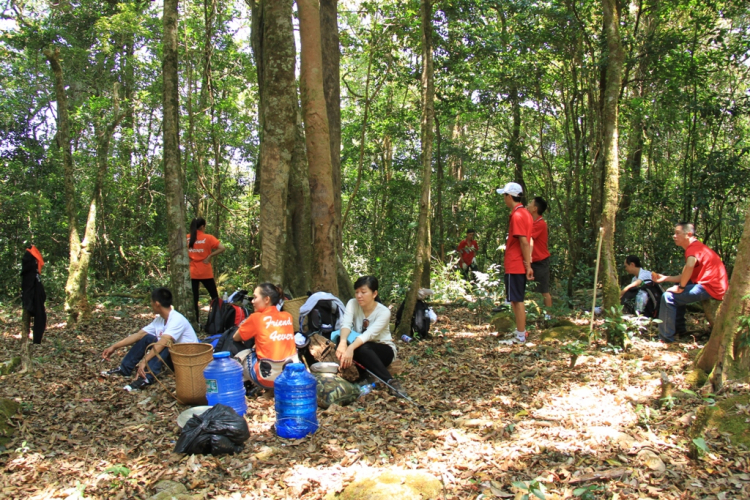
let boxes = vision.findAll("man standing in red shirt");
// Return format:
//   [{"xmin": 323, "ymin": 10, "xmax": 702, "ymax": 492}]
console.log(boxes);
[
  {"xmin": 529, "ymin": 197, "xmax": 552, "ymax": 309},
  {"xmin": 651, "ymin": 222, "xmax": 728, "ymax": 343},
  {"xmin": 457, "ymin": 229, "xmax": 478, "ymax": 279},
  {"xmin": 496, "ymin": 182, "xmax": 534, "ymax": 344}
]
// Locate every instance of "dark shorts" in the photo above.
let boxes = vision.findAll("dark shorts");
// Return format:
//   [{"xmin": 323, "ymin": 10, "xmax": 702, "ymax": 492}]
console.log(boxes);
[
  {"xmin": 531, "ymin": 258, "xmax": 550, "ymax": 294},
  {"xmin": 505, "ymin": 273, "xmax": 527, "ymax": 303}
]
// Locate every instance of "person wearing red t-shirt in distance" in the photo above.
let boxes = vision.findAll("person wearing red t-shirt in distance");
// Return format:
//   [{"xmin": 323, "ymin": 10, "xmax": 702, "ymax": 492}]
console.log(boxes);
[
  {"xmin": 233, "ymin": 283, "xmax": 299, "ymax": 391},
  {"xmin": 529, "ymin": 197, "xmax": 552, "ymax": 310},
  {"xmin": 457, "ymin": 229, "xmax": 479, "ymax": 279},
  {"xmin": 651, "ymin": 222, "xmax": 728, "ymax": 343},
  {"xmin": 187, "ymin": 217, "xmax": 225, "ymax": 325},
  {"xmin": 496, "ymin": 182, "xmax": 534, "ymax": 345}
]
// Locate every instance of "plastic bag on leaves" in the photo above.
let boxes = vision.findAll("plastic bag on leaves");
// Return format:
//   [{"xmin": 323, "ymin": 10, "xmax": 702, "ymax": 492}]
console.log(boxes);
[{"xmin": 174, "ymin": 404, "xmax": 250, "ymax": 456}]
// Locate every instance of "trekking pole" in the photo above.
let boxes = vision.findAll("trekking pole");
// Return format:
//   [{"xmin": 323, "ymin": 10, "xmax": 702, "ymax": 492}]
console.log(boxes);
[
  {"xmin": 352, "ymin": 360, "xmax": 426, "ymax": 412},
  {"xmin": 590, "ymin": 226, "xmax": 604, "ymax": 343}
]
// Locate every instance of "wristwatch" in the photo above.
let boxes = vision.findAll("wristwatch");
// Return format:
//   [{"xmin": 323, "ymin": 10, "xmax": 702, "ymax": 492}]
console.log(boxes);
[{"xmin": 677, "ymin": 284, "xmax": 685, "ymax": 290}]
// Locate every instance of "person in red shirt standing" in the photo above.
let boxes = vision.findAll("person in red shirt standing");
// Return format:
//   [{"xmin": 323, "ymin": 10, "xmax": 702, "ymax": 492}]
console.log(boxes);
[
  {"xmin": 187, "ymin": 217, "xmax": 225, "ymax": 325},
  {"xmin": 496, "ymin": 182, "xmax": 534, "ymax": 344},
  {"xmin": 233, "ymin": 283, "xmax": 298, "ymax": 390},
  {"xmin": 457, "ymin": 229, "xmax": 479, "ymax": 279},
  {"xmin": 529, "ymin": 197, "xmax": 552, "ymax": 309},
  {"xmin": 651, "ymin": 222, "xmax": 728, "ymax": 343}
]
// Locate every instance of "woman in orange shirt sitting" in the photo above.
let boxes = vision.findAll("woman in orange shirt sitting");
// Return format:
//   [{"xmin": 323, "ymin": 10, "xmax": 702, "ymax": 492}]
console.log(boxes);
[
  {"xmin": 187, "ymin": 217, "xmax": 225, "ymax": 324},
  {"xmin": 233, "ymin": 283, "xmax": 298, "ymax": 390}
]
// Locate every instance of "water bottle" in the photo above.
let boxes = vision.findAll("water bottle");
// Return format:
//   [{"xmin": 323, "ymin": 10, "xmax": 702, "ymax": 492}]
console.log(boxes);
[
  {"xmin": 274, "ymin": 363, "xmax": 318, "ymax": 439},
  {"xmin": 635, "ymin": 290, "xmax": 648, "ymax": 314},
  {"xmin": 222, "ymin": 291, "xmax": 228, "ymax": 301},
  {"xmin": 401, "ymin": 335, "xmax": 413, "ymax": 343},
  {"xmin": 203, "ymin": 352, "xmax": 247, "ymax": 416},
  {"xmin": 359, "ymin": 383, "xmax": 376, "ymax": 397}
]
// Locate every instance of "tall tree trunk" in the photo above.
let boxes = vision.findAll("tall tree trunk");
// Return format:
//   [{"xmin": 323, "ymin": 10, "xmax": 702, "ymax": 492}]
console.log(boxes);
[
  {"xmin": 319, "ymin": 0, "xmax": 353, "ymax": 301},
  {"xmin": 600, "ymin": 0, "xmax": 624, "ymax": 313},
  {"xmin": 695, "ymin": 203, "xmax": 750, "ymax": 389},
  {"xmin": 250, "ymin": 0, "xmax": 264, "ymax": 197},
  {"xmin": 397, "ymin": 0, "xmax": 433, "ymax": 337},
  {"xmin": 257, "ymin": 0, "xmax": 296, "ymax": 285},
  {"xmin": 436, "ymin": 114, "xmax": 445, "ymax": 262},
  {"xmin": 44, "ymin": 48, "xmax": 86, "ymax": 323},
  {"xmin": 163, "ymin": 0, "xmax": 192, "ymax": 315},
  {"xmin": 509, "ymin": 84, "xmax": 525, "ymax": 194},
  {"xmin": 298, "ymin": 0, "xmax": 338, "ymax": 294},
  {"xmin": 285, "ymin": 111, "xmax": 313, "ymax": 297}
]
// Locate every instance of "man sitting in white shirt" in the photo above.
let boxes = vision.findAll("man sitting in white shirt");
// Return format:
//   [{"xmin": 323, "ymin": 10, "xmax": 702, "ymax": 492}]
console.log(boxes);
[
  {"xmin": 102, "ymin": 287, "xmax": 198, "ymax": 391},
  {"xmin": 620, "ymin": 255, "xmax": 652, "ymax": 310}
]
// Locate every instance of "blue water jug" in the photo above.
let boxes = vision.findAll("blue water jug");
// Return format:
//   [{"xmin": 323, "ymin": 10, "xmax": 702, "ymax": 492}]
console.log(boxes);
[
  {"xmin": 203, "ymin": 352, "xmax": 247, "ymax": 416},
  {"xmin": 274, "ymin": 363, "xmax": 318, "ymax": 439}
]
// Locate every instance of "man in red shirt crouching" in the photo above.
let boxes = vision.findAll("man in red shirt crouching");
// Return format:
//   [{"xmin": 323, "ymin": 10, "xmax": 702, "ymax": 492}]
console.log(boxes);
[{"xmin": 651, "ymin": 222, "xmax": 728, "ymax": 343}]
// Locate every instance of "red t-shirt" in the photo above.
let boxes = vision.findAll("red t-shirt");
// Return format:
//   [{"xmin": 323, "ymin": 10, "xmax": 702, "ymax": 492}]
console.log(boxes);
[
  {"xmin": 457, "ymin": 238, "xmax": 478, "ymax": 266},
  {"xmin": 531, "ymin": 217, "xmax": 550, "ymax": 263},
  {"xmin": 504, "ymin": 204, "xmax": 533, "ymax": 274},
  {"xmin": 684, "ymin": 240, "xmax": 728, "ymax": 301},
  {"xmin": 187, "ymin": 230, "xmax": 220, "ymax": 280},
  {"xmin": 238, "ymin": 308, "xmax": 296, "ymax": 360}
]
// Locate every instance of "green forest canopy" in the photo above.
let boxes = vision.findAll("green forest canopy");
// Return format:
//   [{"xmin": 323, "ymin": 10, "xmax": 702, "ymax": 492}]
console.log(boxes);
[{"xmin": 1, "ymin": 0, "xmax": 748, "ymax": 303}]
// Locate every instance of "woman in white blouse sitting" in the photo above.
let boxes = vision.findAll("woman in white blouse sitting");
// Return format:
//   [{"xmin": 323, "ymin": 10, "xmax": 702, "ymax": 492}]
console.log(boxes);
[{"xmin": 335, "ymin": 276, "xmax": 403, "ymax": 394}]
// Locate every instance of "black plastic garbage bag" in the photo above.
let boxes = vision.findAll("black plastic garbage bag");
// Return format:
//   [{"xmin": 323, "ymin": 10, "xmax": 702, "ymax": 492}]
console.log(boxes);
[{"xmin": 174, "ymin": 404, "xmax": 250, "ymax": 456}]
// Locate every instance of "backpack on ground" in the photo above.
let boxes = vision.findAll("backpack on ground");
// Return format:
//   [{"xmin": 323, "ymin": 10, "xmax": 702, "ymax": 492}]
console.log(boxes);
[
  {"xmin": 395, "ymin": 299, "xmax": 432, "ymax": 340},
  {"xmin": 301, "ymin": 299, "xmax": 340, "ymax": 338},
  {"xmin": 202, "ymin": 326, "xmax": 254, "ymax": 357},
  {"xmin": 621, "ymin": 281, "xmax": 663, "ymax": 318},
  {"xmin": 204, "ymin": 298, "xmax": 250, "ymax": 337}
]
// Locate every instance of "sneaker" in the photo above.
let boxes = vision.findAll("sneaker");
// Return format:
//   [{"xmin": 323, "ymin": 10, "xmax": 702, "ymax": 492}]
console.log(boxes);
[
  {"xmin": 101, "ymin": 367, "xmax": 125, "ymax": 377},
  {"xmin": 499, "ymin": 332, "xmax": 526, "ymax": 345},
  {"xmin": 387, "ymin": 379, "xmax": 407, "ymax": 397},
  {"xmin": 123, "ymin": 378, "xmax": 150, "ymax": 392}
]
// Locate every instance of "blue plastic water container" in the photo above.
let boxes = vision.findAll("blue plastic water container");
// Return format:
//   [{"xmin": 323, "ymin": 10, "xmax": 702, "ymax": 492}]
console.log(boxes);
[
  {"xmin": 274, "ymin": 363, "xmax": 318, "ymax": 439},
  {"xmin": 203, "ymin": 352, "xmax": 247, "ymax": 416}
]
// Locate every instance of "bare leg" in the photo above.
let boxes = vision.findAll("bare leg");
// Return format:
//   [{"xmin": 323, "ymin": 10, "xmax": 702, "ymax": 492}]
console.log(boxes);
[
  {"xmin": 512, "ymin": 301, "xmax": 526, "ymax": 333},
  {"xmin": 542, "ymin": 293, "xmax": 552, "ymax": 308}
]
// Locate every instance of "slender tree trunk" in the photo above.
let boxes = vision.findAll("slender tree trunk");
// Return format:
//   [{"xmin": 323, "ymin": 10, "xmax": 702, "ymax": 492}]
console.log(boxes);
[
  {"xmin": 285, "ymin": 111, "xmax": 314, "ymax": 296},
  {"xmin": 250, "ymin": 0, "xmax": 264, "ymax": 196},
  {"xmin": 298, "ymin": 0, "xmax": 338, "ymax": 294},
  {"xmin": 44, "ymin": 48, "xmax": 86, "ymax": 323},
  {"xmin": 256, "ymin": 0, "xmax": 296, "ymax": 285},
  {"xmin": 695, "ymin": 203, "xmax": 750, "ymax": 388},
  {"xmin": 600, "ymin": 0, "xmax": 624, "ymax": 313},
  {"xmin": 163, "ymin": 0, "xmax": 192, "ymax": 314},
  {"xmin": 510, "ymin": 84, "xmax": 525, "ymax": 194},
  {"xmin": 436, "ymin": 114, "xmax": 445, "ymax": 262},
  {"xmin": 397, "ymin": 0, "xmax": 433, "ymax": 337}
]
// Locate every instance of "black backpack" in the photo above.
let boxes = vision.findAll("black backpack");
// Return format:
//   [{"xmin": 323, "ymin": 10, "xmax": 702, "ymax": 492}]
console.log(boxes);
[
  {"xmin": 301, "ymin": 299, "xmax": 340, "ymax": 338},
  {"xmin": 395, "ymin": 299, "xmax": 431, "ymax": 340},
  {"xmin": 204, "ymin": 298, "xmax": 250, "ymax": 337},
  {"xmin": 621, "ymin": 281, "xmax": 663, "ymax": 318}
]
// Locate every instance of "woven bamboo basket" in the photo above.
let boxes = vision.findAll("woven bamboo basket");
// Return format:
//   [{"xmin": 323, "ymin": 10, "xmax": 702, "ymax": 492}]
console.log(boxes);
[
  {"xmin": 169, "ymin": 343, "xmax": 214, "ymax": 405},
  {"xmin": 282, "ymin": 296, "xmax": 307, "ymax": 332}
]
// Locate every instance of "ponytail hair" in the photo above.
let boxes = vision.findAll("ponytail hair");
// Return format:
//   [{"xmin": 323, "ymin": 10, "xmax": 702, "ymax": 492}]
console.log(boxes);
[
  {"xmin": 257, "ymin": 282, "xmax": 284, "ymax": 306},
  {"xmin": 189, "ymin": 217, "xmax": 206, "ymax": 248}
]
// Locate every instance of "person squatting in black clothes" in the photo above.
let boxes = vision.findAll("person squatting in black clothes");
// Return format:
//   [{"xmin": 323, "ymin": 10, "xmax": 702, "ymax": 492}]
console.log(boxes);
[
  {"xmin": 21, "ymin": 245, "xmax": 47, "ymax": 344},
  {"xmin": 187, "ymin": 217, "xmax": 225, "ymax": 325},
  {"xmin": 335, "ymin": 276, "xmax": 405, "ymax": 395}
]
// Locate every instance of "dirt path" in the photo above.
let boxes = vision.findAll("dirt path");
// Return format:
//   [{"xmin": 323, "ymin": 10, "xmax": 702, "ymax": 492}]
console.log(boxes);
[{"xmin": 1, "ymin": 303, "xmax": 748, "ymax": 499}]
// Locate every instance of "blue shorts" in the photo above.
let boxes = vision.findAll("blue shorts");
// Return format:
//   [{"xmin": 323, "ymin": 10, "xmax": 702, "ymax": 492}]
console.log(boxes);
[{"xmin": 505, "ymin": 273, "xmax": 527, "ymax": 303}]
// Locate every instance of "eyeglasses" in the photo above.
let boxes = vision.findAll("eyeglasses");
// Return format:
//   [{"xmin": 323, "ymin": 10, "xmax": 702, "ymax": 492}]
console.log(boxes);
[{"xmin": 362, "ymin": 319, "xmax": 369, "ymax": 332}]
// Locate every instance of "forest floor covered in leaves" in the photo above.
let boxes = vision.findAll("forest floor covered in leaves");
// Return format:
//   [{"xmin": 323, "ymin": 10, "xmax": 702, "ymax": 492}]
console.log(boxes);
[{"xmin": 1, "ymin": 301, "xmax": 749, "ymax": 499}]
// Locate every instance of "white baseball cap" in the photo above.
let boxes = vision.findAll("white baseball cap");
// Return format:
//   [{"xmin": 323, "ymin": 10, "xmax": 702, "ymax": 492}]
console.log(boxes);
[{"xmin": 496, "ymin": 182, "xmax": 524, "ymax": 197}]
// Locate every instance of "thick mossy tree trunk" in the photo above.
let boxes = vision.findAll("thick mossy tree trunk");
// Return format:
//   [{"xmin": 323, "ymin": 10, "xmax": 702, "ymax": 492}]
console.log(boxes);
[
  {"xmin": 255, "ymin": 0, "xmax": 296, "ymax": 285},
  {"xmin": 695, "ymin": 203, "xmax": 750, "ymax": 390},
  {"xmin": 397, "ymin": 0, "xmax": 434, "ymax": 337},
  {"xmin": 600, "ymin": 0, "xmax": 624, "ymax": 314},
  {"xmin": 298, "ymin": 0, "xmax": 338, "ymax": 295},
  {"xmin": 44, "ymin": 48, "xmax": 87, "ymax": 323},
  {"xmin": 163, "ymin": 0, "xmax": 192, "ymax": 314}
]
